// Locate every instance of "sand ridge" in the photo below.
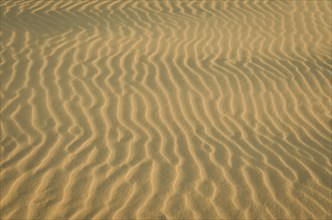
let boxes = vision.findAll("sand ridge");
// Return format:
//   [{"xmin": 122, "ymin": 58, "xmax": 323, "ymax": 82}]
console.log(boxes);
[{"xmin": 0, "ymin": 0, "xmax": 331, "ymax": 219}]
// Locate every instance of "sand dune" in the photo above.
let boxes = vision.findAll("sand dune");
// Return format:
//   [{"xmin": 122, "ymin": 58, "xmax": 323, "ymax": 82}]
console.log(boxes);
[{"xmin": 1, "ymin": 0, "xmax": 331, "ymax": 219}]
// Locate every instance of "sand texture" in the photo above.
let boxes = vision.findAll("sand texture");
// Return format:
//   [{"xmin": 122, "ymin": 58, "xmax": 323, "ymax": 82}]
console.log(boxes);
[{"xmin": 1, "ymin": 0, "xmax": 331, "ymax": 219}]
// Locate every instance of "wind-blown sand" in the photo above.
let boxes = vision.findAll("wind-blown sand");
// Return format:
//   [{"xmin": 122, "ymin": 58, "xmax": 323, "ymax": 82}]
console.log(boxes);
[{"xmin": 0, "ymin": 0, "xmax": 331, "ymax": 219}]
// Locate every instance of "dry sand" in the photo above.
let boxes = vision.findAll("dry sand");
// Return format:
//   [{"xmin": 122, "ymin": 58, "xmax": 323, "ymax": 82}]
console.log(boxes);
[{"xmin": 0, "ymin": 0, "xmax": 331, "ymax": 219}]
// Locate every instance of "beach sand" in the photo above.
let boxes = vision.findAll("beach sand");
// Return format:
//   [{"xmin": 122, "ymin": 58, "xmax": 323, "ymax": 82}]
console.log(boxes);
[{"xmin": 1, "ymin": 0, "xmax": 331, "ymax": 219}]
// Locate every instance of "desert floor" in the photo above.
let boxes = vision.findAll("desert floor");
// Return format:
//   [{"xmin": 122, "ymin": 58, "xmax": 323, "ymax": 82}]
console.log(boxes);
[{"xmin": 1, "ymin": 0, "xmax": 331, "ymax": 219}]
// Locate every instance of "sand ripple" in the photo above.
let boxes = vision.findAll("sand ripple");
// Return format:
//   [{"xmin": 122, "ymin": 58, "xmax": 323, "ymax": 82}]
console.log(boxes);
[{"xmin": 1, "ymin": 0, "xmax": 331, "ymax": 219}]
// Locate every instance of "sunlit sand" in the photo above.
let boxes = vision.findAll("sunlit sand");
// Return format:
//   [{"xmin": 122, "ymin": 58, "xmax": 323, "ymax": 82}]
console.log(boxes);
[{"xmin": 1, "ymin": 0, "xmax": 331, "ymax": 219}]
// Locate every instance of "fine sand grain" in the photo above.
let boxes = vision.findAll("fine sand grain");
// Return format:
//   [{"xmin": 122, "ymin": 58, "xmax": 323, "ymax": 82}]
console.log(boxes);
[{"xmin": 0, "ymin": 0, "xmax": 331, "ymax": 219}]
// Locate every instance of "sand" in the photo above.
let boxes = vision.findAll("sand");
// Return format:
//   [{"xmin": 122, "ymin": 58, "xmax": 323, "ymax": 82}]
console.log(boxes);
[{"xmin": 0, "ymin": 0, "xmax": 331, "ymax": 219}]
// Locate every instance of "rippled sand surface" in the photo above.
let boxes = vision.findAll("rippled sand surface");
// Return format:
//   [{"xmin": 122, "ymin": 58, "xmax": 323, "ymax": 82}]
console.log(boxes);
[{"xmin": 1, "ymin": 0, "xmax": 331, "ymax": 219}]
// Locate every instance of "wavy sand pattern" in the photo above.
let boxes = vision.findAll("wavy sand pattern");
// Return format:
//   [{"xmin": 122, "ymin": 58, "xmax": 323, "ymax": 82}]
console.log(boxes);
[{"xmin": 1, "ymin": 0, "xmax": 331, "ymax": 219}]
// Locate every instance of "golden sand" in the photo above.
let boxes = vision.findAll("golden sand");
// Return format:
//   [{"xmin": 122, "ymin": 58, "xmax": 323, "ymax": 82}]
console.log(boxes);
[{"xmin": 1, "ymin": 0, "xmax": 331, "ymax": 219}]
